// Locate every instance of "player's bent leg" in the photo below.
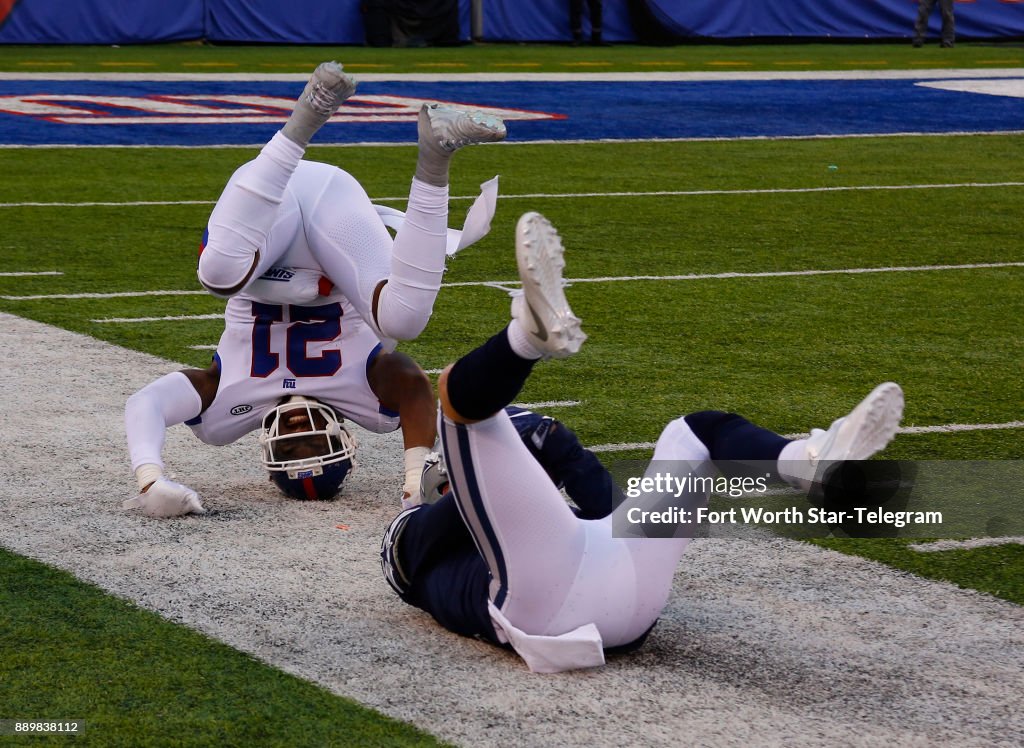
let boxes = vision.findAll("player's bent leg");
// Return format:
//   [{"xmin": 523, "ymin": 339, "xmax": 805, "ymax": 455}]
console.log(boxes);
[
  {"xmin": 616, "ymin": 416, "xmax": 715, "ymax": 634},
  {"xmin": 198, "ymin": 133, "xmax": 306, "ymax": 297},
  {"xmin": 372, "ymin": 105, "xmax": 507, "ymax": 340},
  {"xmin": 506, "ymin": 407, "xmax": 619, "ymax": 520},
  {"xmin": 439, "ymin": 407, "xmax": 587, "ymax": 631},
  {"xmin": 373, "ymin": 177, "xmax": 449, "ymax": 341}
]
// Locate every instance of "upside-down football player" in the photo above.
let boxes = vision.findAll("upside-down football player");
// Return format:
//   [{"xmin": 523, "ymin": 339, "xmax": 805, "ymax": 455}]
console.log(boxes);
[
  {"xmin": 380, "ymin": 211, "xmax": 905, "ymax": 673},
  {"xmin": 122, "ymin": 61, "xmax": 506, "ymax": 517}
]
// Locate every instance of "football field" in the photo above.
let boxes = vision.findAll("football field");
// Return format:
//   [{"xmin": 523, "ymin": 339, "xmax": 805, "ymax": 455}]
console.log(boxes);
[{"xmin": 1, "ymin": 44, "xmax": 1023, "ymax": 746}]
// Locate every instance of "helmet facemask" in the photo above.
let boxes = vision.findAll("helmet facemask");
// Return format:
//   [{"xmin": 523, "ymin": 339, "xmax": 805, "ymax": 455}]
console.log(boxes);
[{"xmin": 259, "ymin": 397, "xmax": 357, "ymax": 498}]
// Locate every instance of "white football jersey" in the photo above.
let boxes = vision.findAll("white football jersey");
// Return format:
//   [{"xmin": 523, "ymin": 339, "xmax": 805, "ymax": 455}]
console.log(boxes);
[{"xmin": 187, "ymin": 291, "xmax": 400, "ymax": 446}]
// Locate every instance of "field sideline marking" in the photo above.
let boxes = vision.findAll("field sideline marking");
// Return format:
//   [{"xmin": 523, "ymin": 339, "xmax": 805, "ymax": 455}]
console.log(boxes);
[
  {"xmin": 588, "ymin": 420, "xmax": 1024, "ymax": 453},
  {"xmin": 13, "ymin": 261, "xmax": 1020, "ymax": 304},
  {"xmin": 4, "ymin": 180, "xmax": 1024, "ymax": 209},
  {"xmin": 0, "ymin": 270, "xmax": 62, "ymax": 277},
  {"xmin": 5, "ymin": 130, "xmax": 1024, "ymax": 150}
]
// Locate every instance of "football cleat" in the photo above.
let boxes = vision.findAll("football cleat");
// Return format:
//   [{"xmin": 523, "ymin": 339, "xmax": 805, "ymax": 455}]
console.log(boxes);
[
  {"xmin": 282, "ymin": 61, "xmax": 357, "ymax": 145},
  {"xmin": 419, "ymin": 103, "xmax": 506, "ymax": 153},
  {"xmin": 300, "ymin": 61, "xmax": 357, "ymax": 117},
  {"xmin": 805, "ymin": 382, "xmax": 904, "ymax": 465},
  {"xmin": 511, "ymin": 212, "xmax": 586, "ymax": 359},
  {"xmin": 783, "ymin": 382, "xmax": 904, "ymax": 493}
]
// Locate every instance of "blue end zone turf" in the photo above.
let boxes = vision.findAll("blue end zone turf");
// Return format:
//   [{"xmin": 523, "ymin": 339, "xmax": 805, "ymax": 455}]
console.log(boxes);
[{"xmin": 1, "ymin": 78, "xmax": 1023, "ymax": 146}]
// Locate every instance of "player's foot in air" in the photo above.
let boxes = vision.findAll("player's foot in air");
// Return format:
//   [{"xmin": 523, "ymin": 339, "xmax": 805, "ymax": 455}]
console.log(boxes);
[
  {"xmin": 806, "ymin": 382, "xmax": 904, "ymax": 465},
  {"xmin": 511, "ymin": 212, "xmax": 587, "ymax": 359},
  {"xmin": 783, "ymin": 382, "xmax": 904, "ymax": 491},
  {"xmin": 282, "ymin": 61, "xmax": 358, "ymax": 147},
  {"xmin": 418, "ymin": 103, "xmax": 506, "ymax": 153}
]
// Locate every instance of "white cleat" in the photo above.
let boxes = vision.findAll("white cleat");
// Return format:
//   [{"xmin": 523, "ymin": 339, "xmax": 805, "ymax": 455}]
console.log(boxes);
[
  {"xmin": 512, "ymin": 212, "xmax": 586, "ymax": 359},
  {"xmin": 420, "ymin": 103, "xmax": 506, "ymax": 152},
  {"xmin": 783, "ymin": 382, "xmax": 904, "ymax": 492},
  {"xmin": 806, "ymin": 382, "xmax": 905, "ymax": 465}
]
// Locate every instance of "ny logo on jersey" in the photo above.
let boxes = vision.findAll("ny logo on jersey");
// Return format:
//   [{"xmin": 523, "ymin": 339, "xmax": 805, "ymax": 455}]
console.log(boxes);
[{"xmin": 283, "ymin": 379, "xmax": 297, "ymax": 389}]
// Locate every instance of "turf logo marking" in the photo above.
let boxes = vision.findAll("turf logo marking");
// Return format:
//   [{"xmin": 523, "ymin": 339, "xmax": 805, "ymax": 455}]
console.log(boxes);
[
  {"xmin": 0, "ymin": 0, "xmax": 17, "ymax": 25},
  {"xmin": 0, "ymin": 93, "xmax": 562, "ymax": 126}
]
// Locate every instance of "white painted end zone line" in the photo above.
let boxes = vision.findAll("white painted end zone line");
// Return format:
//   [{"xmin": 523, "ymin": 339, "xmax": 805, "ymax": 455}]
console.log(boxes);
[{"xmin": 0, "ymin": 270, "xmax": 62, "ymax": 277}]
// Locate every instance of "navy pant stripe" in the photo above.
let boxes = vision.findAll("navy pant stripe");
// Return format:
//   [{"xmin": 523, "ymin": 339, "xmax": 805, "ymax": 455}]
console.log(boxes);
[{"xmin": 441, "ymin": 418, "xmax": 509, "ymax": 609}]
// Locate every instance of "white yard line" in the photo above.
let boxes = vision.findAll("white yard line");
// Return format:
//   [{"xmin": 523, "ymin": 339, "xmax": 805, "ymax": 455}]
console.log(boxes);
[
  {"xmin": 11, "ymin": 261, "xmax": 1017, "ymax": 304},
  {"xmin": 92, "ymin": 313, "xmax": 222, "ymax": 323},
  {"xmin": 0, "ymin": 270, "xmax": 62, "ymax": 277},
  {"xmin": 587, "ymin": 421, "xmax": 1024, "ymax": 453}
]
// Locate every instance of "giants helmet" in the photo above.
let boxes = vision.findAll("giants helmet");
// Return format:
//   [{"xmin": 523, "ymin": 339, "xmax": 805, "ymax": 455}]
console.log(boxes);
[{"xmin": 259, "ymin": 396, "xmax": 357, "ymax": 500}]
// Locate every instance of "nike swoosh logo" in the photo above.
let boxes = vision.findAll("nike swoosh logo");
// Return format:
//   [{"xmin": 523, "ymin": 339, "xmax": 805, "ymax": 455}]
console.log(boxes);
[{"xmin": 527, "ymin": 303, "xmax": 549, "ymax": 341}]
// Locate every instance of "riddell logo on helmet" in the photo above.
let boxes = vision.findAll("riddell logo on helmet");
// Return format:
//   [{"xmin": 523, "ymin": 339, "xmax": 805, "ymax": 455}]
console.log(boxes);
[
  {"xmin": 296, "ymin": 470, "xmax": 315, "ymax": 479},
  {"xmin": 230, "ymin": 404, "xmax": 253, "ymax": 415}
]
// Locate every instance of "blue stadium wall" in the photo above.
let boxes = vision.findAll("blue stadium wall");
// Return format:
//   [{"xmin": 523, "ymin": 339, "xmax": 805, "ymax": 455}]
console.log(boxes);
[{"xmin": 0, "ymin": 0, "xmax": 1022, "ymax": 44}]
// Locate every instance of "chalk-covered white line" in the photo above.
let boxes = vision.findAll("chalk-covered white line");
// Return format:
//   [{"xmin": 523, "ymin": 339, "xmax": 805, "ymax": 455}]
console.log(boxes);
[
  {"xmin": 0, "ymin": 68, "xmax": 1021, "ymax": 82},
  {"xmin": 4, "ymin": 180, "xmax": 1024, "ymax": 209},
  {"xmin": 0, "ymin": 270, "xmax": 62, "ymax": 277},
  {"xmin": 587, "ymin": 421, "xmax": 1024, "ymax": 453},
  {"xmin": 910, "ymin": 537, "xmax": 1024, "ymax": 552},
  {"xmin": 188, "ymin": 344, "xmax": 217, "ymax": 351}
]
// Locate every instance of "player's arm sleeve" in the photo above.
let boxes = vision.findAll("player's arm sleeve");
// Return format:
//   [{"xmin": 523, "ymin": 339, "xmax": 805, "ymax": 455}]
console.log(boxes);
[{"xmin": 125, "ymin": 372, "xmax": 204, "ymax": 481}]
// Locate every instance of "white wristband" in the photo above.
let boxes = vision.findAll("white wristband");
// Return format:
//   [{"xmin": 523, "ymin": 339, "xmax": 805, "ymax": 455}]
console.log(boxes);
[
  {"xmin": 135, "ymin": 463, "xmax": 163, "ymax": 492},
  {"xmin": 402, "ymin": 446, "xmax": 431, "ymax": 498}
]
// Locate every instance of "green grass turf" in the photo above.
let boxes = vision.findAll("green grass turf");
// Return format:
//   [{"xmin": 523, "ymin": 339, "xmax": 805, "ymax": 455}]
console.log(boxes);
[
  {"xmin": 0, "ymin": 40, "xmax": 1022, "ymax": 74},
  {"xmin": 0, "ymin": 549, "xmax": 444, "ymax": 747},
  {"xmin": 0, "ymin": 46, "xmax": 1022, "ymax": 743}
]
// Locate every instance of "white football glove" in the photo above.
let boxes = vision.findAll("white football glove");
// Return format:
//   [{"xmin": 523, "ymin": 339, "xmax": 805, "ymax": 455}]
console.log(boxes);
[{"xmin": 123, "ymin": 477, "xmax": 206, "ymax": 518}]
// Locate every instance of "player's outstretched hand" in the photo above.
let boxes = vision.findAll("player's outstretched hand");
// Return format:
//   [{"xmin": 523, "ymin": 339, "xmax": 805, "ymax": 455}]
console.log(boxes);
[{"xmin": 123, "ymin": 477, "xmax": 207, "ymax": 518}]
